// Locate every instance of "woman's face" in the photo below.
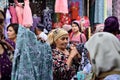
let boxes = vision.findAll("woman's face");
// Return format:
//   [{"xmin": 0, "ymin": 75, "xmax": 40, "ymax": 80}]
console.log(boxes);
[
  {"xmin": 72, "ymin": 23, "xmax": 79, "ymax": 33},
  {"xmin": 55, "ymin": 34, "xmax": 69, "ymax": 50},
  {"xmin": 7, "ymin": 26, "xmax": 17, "ymax": 40}
]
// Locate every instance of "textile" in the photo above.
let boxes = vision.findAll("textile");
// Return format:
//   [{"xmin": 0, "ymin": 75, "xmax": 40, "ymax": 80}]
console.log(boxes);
[
  {"xmin": 85, "ymin": 32, "xmax": 120, "ymax": 76},
  {"xmin": 55, "ymin": 0, "xmax": 68, "ymax": 13},
  {"xmin": 11, "ymin": 25, "xmax": 53, "ymax": 80}
]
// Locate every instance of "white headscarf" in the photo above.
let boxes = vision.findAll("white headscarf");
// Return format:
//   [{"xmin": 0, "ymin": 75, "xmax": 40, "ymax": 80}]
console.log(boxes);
[{"xmin": 85, "ymin": 32, "xmax": 120, "ymax": 76}]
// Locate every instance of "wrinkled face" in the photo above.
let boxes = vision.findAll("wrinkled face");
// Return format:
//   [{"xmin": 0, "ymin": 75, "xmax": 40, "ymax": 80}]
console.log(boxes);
[
  {"xmin": 72, "ymin": 23, "xmax": 79, "ymax": 33},
  {"xmin": 7, "ymin": 26, "xmax": 17, "ymax": 40},
  {"xmin": 55, "ymin": 34, "xmax": 69, "ymax": 50}
]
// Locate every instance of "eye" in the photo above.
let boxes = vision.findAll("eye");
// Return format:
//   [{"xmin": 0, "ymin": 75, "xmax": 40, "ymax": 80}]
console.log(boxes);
[{"xmin": 61, "ymin": 37, "xmax": 68, "ymax": 40}]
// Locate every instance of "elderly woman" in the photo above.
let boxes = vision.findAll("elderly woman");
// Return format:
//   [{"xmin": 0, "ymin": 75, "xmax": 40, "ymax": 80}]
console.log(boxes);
[
  {"xmin": 47, "ymin": 28, "xmax": 80, "ymax": 80},
  {"xmin": 85, "ymin": 32, "xmax": 120, "ymax": 80}
]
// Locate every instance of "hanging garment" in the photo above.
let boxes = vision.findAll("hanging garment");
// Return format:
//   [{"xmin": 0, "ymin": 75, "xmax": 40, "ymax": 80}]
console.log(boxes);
[
  {"xmin": 43, "ymin": 8, "xmax": 53, "ymax": 32},
  {"xmin": 9, "ymin": 5, "xmax": 18, "ymax": 23},
  {"xmin": 94, "ymin": 0, "xmax": 104, "ymax": 23},
  {"xmin": 55, "ymin": 0, "xmax": 68, "ymax": 13},
  {"xmin": 112, "ymin": 0, "xmax": 120, "ymax": 26},
  {"xmin": 0, "ymin": 0, "xmax": 9, "ymax": 10},
  {"xmin": 22, "ymin": 0, "xmax": 33, "ymax": 27},
  {"xmin": 70, "ymin": 2, "xmax": 79, "ymax": 20},
  {"xmin": 11, "ymin": 25, "xmax": 53, "ymax": 80}
]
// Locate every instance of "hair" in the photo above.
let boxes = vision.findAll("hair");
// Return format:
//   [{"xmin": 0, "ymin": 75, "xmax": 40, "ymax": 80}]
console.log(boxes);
[
  {"xmin": 7, "ymin": 23, "xmax": 19, "ymax": 34},
  {"xmin": 0, "ymin": 25, "xmax": 4, "ymax": 40},
  {"xmin": 104, "ymin": 16, "xmax": 120, "ymax": 35},
  {"xmin": 0, "ymin": 10, "xmax": 5, "ymax": 26},
  {"xmin": 37, "ymin": 23, "xmax": 44, "ymax": 31}
]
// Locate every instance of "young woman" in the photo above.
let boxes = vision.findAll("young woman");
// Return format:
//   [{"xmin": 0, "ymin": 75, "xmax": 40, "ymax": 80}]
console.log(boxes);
[
  {"xmin": 70, "ymin": 20, "xmax": 87, "ymax": 46},
  {"xmin": 6, "ymin": 23, "xmax": 19, "ymax": 49},
  {"xmin": 47, "ymin": 28, "xmax": 80, "ymax": 80}
]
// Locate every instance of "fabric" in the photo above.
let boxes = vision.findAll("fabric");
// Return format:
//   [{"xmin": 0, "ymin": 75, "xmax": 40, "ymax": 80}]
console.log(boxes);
[
  {"xmin": 104, "ymin": 74, "xmax": 120, "ymax": 80},
  {"xmin": 43, "ymin": 8, "xmax": 53, "ymax": 32},
  {"xmin": 11, "ymin": 25, "xmax": 53, "ymax": 80},
  {"xmin": 94, "ymin": 0, "xmax": 104, "ymax": 23},
  {"xmin": 0, "ymin": 0, "xmax": 8, "ymax": 10},
  {"xmin": 5, "ymin": 39, "xmax": 16, "ymax": 49},
  {"xmin": 9, "ymin": 6, "xmax": 18, "ymax": 23},
  {"xmin": 112, "ymin": 0, "xmax": 120, "ymax": 26},
  {"xmin": 15, "ymin": 4, "xmax": 23, "ymax": 25},
  {"xmin": 55, "ymin": 0, "xmax": 68, "ymax": 13},
  {"xmin": 52, "ymin": 49, "xmax": 76, "ymax": 80},
  {"xmin": 0, "ymin": 51, "xmax": 12, "ymax": 80},
  {"xmin": 70, "ymin": 2, "xmax": 79, "ymax": 20},
  {"xmin": 85, "ymin": 32, "xmax": 120, "ymax": 76},
  {"xmin": 38, "ymin": 32, "xmax": 48, "ymax": 41},
  {"xmin": 22, "ymin": 0, "xmax": 33, "ymax": 27},
  {"xmin": 107, "ymin": 0, "xmax": 112, "ymax": 17}
]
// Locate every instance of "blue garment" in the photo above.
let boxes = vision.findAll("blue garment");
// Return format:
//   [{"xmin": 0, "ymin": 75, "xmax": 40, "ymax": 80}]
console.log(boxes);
[
  {"xmin": 0, "ymin": 0, "xmax": 8, "ymax": 9},
  {"xmin": 104, "ymin": 74, "xmax": 120, "ymax": 80},
  {"xmin": 11, "ymin": 25, "xmax": 53, "ymax": 80}
]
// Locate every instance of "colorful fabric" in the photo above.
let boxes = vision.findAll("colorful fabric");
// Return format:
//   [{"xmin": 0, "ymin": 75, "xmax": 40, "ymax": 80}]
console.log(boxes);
[
  {"xmin": 104, "ymin": 74, "xmax": 120, "ymax": 80},
  {"xmin": 0, "ymin": 0, "xmax": 8, "ymax": 10},
  {"xmin": 11, "ymin": 25, "xmax": 53, "ymax": 80},
  {"xmin": 52, "ymin": 49, "xmax": 76, "ymax": 80}
]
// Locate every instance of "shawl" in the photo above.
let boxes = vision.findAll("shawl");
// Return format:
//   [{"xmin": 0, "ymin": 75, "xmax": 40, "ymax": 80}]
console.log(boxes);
[{"xmin": 11, "ymin": 25, "xmax": 53, "ymax": 80}]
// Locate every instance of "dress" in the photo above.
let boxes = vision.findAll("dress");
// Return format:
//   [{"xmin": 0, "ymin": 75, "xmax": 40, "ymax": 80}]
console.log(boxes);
[
  {"xmin": 22, "ymin": 0, "xmax": 33, "ymax": 27},
  {"xmin": 0, "ymin": 51, "xmax": 12, "ymax": 80},
  {"xmin": 55, "ymin": 0, "xmax": 68, "ymax": 13},
  {"xmin": 52, "ymin": 49, "xmax": 77, "ymax": 80}
]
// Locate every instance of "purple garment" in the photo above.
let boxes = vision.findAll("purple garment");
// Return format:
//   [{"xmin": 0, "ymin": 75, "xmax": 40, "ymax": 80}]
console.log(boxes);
[
  {"xmin": 5, "ymin": 39, "xmax": 15, "ymax": 49},
  {"xmin": 0, "ymin": 51, "xmax": 12, "ymax": 80},
  {"xmin": 31, "ymin": 16, "xmax": 41, "ymax": 31}
]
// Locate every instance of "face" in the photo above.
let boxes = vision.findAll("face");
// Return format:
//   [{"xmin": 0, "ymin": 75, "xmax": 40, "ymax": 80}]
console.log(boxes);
[
  {"xmin": 55, "ymin": 34, "xmax": 69, "ymax": 50},
  {"xmin": 7, "ymin": 26, "xmax": 17, "ymax": 40},
  {"xmin": 72, "ymin": 23, "xmax": 79, "ymax": 33}
]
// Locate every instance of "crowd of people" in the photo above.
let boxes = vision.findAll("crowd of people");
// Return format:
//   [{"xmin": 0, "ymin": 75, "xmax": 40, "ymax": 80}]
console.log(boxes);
[{"xmin": 0, "ymin": 9, "xmax": 120, "ymax": 80}]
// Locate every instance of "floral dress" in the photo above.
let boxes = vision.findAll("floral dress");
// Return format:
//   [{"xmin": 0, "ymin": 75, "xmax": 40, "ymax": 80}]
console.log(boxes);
[{"xmin": 52, "ymin": 49, "xmax": 77, "ymax": 80}]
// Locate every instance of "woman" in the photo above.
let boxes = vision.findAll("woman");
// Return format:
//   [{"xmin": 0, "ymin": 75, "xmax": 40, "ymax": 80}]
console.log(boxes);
[
  {"xmin": 6, "ymin": 23, "xmax": 19, "ymax": 49},
  {"xmin": 0, "ymin": 24, "xmax": 14, "ymax": 80},
  {"xmin": 104, "ymin": 16, "xmax": 120, "ymax": 40},
  {"xmin": 70, "ymin": 20, "xmax": 86, "ymax": 46},
  {"xmin": 85, "ymin": 32, "xmax": 120, "ymax": 80},
  {"xmin": 47, "ymin": 28, "xmax": 80, "ymax": 80}
]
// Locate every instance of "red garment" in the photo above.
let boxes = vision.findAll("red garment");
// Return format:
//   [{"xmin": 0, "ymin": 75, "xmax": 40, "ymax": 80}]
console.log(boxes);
[
  {"xmin": 60, "ymin": 13, "xmax": 71, "ymax": 25},
  {"xmin": 70, "ymin": 2, "xmax": 79, "ymax": 20}
]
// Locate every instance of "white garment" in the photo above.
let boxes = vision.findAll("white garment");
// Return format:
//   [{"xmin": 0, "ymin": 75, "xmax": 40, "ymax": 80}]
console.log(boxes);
[
  {"xmin": 85, "ymin": 32, "xmax": 120, "ymax": 76},
  {"xmin": 38, "ymin": 32, "xmax": 48, "ymax": 41}
]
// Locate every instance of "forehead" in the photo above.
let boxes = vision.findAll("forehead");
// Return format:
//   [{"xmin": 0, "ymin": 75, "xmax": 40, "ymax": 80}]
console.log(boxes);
[{"xmin": 59, "ymin": 34, "xmax": 69, "ymax": 38}]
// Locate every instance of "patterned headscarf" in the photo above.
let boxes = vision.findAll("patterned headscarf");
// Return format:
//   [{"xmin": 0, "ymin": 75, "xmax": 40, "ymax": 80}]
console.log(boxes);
[{"xmin": 85, "ymin": 32, "xmax": 120, "ymax": 76}]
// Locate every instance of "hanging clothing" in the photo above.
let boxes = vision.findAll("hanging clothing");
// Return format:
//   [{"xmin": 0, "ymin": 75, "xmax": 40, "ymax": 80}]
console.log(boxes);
[
  {"xmin": 112, "ymin": 0, "xmax": 120, "ymax": 26},
  {"xmin": 11, "ymin": 25, "xmax": 53, "ymax": 80},
  {"xmin": 9, "ymin": 5, "xmax": 18, "ymax": 23},
  {"xmin": 55, "ymin": 0, "xmax": 68, "ymax": 13},
  {"xmin": 0, "ymin": 0, "xmax": 9, "ymax": 10},
  {"xmin": 70, "ymin": 2, "xmax": 79, "ymax": 20},
  {"xmin": 22, "ymin": 0, "xmax": 33, "ymax": 27},
  {"xmin": 94, "ymin": 0, "xmax": 104, "ymax": 23},
  {"xmin": 43, "ymin": 8, "xmax": 53, "ymax": 32}
]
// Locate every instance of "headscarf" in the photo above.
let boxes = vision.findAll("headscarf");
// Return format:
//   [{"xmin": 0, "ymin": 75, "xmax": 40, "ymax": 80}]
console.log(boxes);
[
  {"xmin": 47, "ymin": 28, "xmax": 68, "ymax": 45},
  {"xmin": 85, "ymin": 32, "xmax": 120, "ymax": 76}
]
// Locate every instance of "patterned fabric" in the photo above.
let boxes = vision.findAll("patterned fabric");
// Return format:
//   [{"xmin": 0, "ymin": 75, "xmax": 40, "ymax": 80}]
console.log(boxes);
[
  {"xmin": 112, "ymin": 0, "xmax": 120, "ymax": 26},
  {"xmin": 104, "ymin": 74, "xmax": 120, "ymax": 80},
  {"xmin": 94, "ymin": 0, "xmax": 104, "ymax": 23},
  {"xmin": 11, "ymin": 25, "xmax": 53, "ymax": 80},
  {"xmin": 0, "ymin": 0, "xmax": 8, "ymax": 10},
  {"xmin": 0, "ymin": 51, "xmax": 12, "ymax": 80},
  {"xmin": 52, "ymin": 49, "xmax": 77, "ymax": 80},
  {"xmin": 43, "ymin": 8, "xmax": 53, "ymax": 32}
]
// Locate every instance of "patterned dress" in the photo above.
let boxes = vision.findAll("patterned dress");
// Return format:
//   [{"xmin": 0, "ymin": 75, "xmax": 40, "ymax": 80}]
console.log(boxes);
[{"xmin": 52, "ymin": 49, "xmax": 78, "ymax": 80}]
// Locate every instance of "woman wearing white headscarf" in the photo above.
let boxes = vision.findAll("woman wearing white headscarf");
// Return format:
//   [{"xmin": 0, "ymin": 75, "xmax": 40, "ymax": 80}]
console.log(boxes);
[{"xmin": 85, "ymin": 32, "xmax": 120, "ymax": 80}]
